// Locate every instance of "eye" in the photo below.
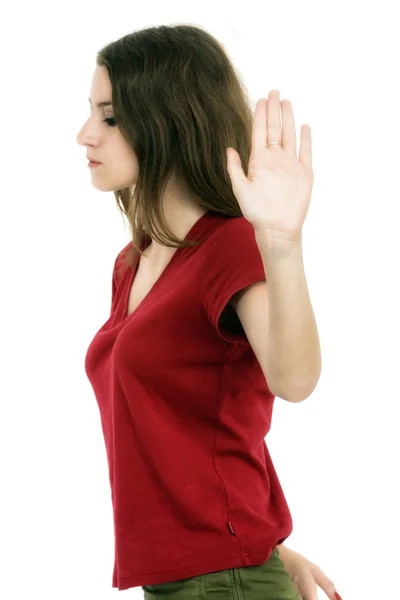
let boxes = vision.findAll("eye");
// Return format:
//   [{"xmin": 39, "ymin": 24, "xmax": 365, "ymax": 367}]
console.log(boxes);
[{"xmin": 103, "ymin": 117, "xmax": 117, "ymax": 127}]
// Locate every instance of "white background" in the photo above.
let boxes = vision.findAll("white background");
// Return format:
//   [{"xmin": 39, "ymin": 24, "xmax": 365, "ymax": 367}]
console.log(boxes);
[{"xmin": 1, "ymin": 1, "xmax": 399, "ymax": 599}]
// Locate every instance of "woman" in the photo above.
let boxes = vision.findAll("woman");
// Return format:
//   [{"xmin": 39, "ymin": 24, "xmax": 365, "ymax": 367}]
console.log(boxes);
[{"xmin": 77, "ymin": 23, "xmax": 341, "ymax": 600}]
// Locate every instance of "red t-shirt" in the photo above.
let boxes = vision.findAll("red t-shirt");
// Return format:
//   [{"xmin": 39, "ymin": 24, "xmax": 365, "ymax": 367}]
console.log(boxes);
[{"xmin": 84, "ymin": 210, "xmax": 293, "ymax": 591}]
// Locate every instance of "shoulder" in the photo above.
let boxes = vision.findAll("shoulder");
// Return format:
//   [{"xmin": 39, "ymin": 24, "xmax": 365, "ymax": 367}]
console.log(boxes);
[
  {"xmin": 113, "ymin": 242, "xmax": 134, "ymax": 284},
  {"xmin": 205, "ymin": 215, "xmax": 257, "ymax": 251}
]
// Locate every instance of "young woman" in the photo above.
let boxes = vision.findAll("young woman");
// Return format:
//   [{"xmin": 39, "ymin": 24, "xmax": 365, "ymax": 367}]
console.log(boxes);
[{"xmin": 77, "ymin": 23, "xmax": 341, "ymax": 600}]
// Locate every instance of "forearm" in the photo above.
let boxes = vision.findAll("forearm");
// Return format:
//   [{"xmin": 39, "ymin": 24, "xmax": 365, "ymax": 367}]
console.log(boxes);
[{"xmin": 255, "ymin": 229, "xmax": 321, "ymax": 401}]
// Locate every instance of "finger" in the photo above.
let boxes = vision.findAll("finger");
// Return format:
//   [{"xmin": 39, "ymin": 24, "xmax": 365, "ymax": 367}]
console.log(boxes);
[
  {"xmin": 308, "ymin": 562, "xmax": 337, "ymax": 600},
  {"xmin": 281, "ymin": 99, "xmax": 297, "ymax": 156},
  {"xmin": 299, "ymin": 124, "xmax": 313, "ymax": 171},
  {"xmin": 293, "ymin": 571, "xmax": 318, "ymax": 600},
  {"xmin": 251, "ymin": 98, "xmax": 268, "ymax": 152},
  {"xmin": 267, "ymin": 89, "xmax": 282, "ymax": 145}
]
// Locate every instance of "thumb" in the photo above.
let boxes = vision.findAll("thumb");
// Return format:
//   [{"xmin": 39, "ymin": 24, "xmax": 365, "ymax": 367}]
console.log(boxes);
[{"xmin": 226, "ymin": 147, "xmax": 249, "ymax": 192}]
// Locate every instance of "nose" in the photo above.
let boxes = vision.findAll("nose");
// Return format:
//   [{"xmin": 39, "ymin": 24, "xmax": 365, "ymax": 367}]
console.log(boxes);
[
  {"xmin": 76, "ymin": 125, "xmax": 86, "ymax": 146},
  {"xmin": 76, "ymin": 118, "xmax": 100, "ymax": 146}
]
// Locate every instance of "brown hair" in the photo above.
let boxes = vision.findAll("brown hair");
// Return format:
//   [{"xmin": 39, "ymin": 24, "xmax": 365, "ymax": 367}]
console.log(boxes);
[{"xmin": 96, "ymin": 23, "xmax": 254, "ymax": 270}]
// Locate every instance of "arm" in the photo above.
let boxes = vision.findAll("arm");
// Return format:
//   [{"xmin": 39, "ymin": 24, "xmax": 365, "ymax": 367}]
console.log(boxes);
[{"xmin": 254, "ymin": 230, "xmax": 321, "ymax": 400}]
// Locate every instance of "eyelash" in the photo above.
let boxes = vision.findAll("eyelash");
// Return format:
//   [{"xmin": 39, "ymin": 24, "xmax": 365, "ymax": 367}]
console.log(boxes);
[{"xmin": 104, "ymin": 117, "xmax": 117, "ymax": 127}]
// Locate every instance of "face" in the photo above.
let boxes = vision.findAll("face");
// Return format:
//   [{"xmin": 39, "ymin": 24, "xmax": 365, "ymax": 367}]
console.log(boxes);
[{"xmin": 76, "ymin": 65, "xmax": 138, "ymax": 192}]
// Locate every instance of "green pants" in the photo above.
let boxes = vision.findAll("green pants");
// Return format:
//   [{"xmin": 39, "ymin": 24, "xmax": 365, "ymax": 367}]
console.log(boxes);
[{"xmin": 142, "ymin": 547, "xmax": 302, "ymax": 599}]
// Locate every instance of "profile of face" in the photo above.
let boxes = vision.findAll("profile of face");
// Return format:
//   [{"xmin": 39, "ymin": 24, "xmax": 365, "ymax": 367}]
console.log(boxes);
[{"xmin": 76, "ymin": 66, "xmax": 138, "ymax": 193}]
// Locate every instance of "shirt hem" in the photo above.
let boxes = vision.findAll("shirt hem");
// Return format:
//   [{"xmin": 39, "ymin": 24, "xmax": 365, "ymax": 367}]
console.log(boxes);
[{"xmin": 113, "ymin": 546, "xmax": 278, "ymax": 591}]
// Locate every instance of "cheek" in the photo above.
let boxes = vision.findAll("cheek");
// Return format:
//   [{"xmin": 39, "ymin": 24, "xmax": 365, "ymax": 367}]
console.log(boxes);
[
  {"xmin": 113, "ymin": 160, "xmax": 139, "ymax": 189},
  {"xmin": 126, "ymin": 157, "xmax": 139, "ymax": 179}
]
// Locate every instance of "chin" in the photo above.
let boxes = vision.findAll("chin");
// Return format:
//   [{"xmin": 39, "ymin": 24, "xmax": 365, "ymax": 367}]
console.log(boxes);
[
  {"xmin": 91, "ymin": 184, "xmax": 111, "ymax": 192},
  {"xmin": 91, "ymin": 181, "xmax": 119, "ymax": 192},
  {"xmin": 90, "ymin": 175, "xmax": 136, "ymax": 193}
]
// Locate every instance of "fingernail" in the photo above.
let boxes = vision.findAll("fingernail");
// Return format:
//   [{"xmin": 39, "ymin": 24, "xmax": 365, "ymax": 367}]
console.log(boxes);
[{"xmin": 335, "ymin": 592, "xmax": 343, "ymax": 600}]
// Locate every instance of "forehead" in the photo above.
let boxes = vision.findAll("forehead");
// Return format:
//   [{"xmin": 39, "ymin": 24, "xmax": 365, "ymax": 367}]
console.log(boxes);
[{"xmin": 89, "ymin": 65, "xmax": 113, "ymax": 107}]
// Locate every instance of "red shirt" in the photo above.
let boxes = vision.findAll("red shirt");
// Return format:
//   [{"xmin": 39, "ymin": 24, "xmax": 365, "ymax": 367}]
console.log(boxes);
[{"xmin": 84, "ymin": 210, "xmax": 293, "ymax": 591}]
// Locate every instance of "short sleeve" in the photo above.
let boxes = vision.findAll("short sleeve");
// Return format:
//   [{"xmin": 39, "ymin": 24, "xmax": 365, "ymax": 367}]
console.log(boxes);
[
  {"xmin": 200, "ymin": 217, "xmax": 266, "ymax": 344},
  {"xmin": 111, "ymin": 254, "xmax": 120, "ymax": 302},
  {"xmin": 110, "ymin": 243, "xmax": 131, "ymax": 309}
]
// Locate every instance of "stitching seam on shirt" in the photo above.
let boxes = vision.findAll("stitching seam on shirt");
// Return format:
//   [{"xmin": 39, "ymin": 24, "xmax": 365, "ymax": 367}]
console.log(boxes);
[{"xmin": 211, "ymin": 345, "xmax": 244, "ymax": 554}]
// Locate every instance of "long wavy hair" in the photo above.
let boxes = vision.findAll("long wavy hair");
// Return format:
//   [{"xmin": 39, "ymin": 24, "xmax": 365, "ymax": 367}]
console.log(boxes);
[{"xmin": 96, "ymin": 23, "xmax": 254, "ymax": 270}]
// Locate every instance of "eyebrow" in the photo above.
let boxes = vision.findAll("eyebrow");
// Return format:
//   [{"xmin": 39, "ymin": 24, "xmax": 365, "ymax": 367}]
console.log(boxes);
[{"xmin": 88, "ymin": 98, "xmax": 113, "ymax": 108}]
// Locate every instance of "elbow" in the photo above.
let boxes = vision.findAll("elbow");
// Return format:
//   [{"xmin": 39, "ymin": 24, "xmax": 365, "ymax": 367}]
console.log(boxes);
[{"xmin": 269, "ymin": 375, "xmax": 320, "ymax": 403}]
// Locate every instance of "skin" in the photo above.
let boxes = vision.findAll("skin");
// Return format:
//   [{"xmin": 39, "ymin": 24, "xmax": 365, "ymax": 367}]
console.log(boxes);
[{"xmin": 76, "ymin": 65, "xmax": 207, "ymax": 269}]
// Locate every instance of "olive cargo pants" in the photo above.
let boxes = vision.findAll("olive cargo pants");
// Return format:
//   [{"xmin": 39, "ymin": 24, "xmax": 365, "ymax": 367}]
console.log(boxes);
[{"xmin": 142, "ymin": 547, "xmax": 302, "ymax": 599}]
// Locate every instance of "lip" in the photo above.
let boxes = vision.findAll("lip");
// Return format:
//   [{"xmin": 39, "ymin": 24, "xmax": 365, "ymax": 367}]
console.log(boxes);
[{"xmin": 88, "ymin": 160, "xmax": 102, "ymax": 168}]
